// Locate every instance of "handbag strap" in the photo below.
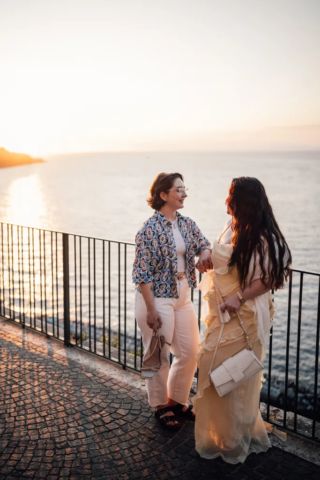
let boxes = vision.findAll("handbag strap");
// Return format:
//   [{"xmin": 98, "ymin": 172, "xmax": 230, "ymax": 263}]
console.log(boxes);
[
  {"xmin": 208, "ymin": 310, "xmax": 253, "ymax": 374},
  {"xmin": 208, "ymin": 323, "xmax": 225, "ymax": 374},
  {"xmin": 151, "ymin": 330, "xmax": 171, "ymax": 347},
  {"xmin": 236, "ymin": 311, "xmax": 253, "ymax": 351}
]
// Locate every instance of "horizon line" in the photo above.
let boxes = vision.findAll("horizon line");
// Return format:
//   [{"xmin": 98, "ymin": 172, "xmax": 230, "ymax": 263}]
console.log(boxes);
[{"xmin": 43, "ymin": 147, "xmax": 320, "ymax": 158}]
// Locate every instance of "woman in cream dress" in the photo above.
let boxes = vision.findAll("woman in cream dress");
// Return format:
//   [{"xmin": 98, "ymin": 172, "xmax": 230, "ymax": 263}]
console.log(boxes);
[{"xmin": 193, "ymin": 177, "xmax": 291, "ymax": 464}]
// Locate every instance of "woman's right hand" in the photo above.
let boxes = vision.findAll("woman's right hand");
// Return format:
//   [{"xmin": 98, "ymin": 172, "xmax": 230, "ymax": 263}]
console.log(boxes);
[
  {"xmin": 196, "ymin": 249, "xmax": 213, "ymax": 273},
  {"xmin": 220, "ymin": 293, "xmax": 241, "ymax": 314},
  {"xmin": 147, "ymin": 307, "xmax": 162, "ymax": 331}
]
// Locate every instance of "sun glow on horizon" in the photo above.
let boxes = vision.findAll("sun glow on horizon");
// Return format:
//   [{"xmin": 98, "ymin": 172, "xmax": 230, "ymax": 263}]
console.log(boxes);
[{"xmin": 5, "ymin": 175, "xmax": 47, "ymax": 227}]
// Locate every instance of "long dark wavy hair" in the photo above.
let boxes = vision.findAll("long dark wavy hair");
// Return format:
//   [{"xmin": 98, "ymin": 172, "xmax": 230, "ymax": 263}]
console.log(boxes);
[{"xmin": 226, "ymin": 177, "xmax": 292, "ymax": 289}]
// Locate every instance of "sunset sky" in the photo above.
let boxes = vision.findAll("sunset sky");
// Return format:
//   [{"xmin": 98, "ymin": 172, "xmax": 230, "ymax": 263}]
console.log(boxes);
[{"xmin": 0, "ymin": 0, "xmax": 319, "ymax": 156}]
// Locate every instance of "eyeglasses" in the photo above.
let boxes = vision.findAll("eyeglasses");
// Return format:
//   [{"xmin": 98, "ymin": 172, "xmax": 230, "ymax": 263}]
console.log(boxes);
[{"xmin": 173, "ymin": 187, "xmax": 188, "ymax": 194}]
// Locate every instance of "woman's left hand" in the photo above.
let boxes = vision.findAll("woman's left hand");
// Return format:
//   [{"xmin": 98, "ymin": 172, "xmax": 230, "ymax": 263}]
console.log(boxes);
[{"xmin": 220, "ymin": 293, "xmax": 241, "ymax": 314}]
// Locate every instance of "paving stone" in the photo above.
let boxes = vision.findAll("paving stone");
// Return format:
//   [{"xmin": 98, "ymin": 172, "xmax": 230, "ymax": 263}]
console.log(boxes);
[
  {"xmin": 1, "ymin": 326, "xmax": 320, "ymax": 480},
  {"xmin": 245, "ymin": 472, "xmax": 263, "ymax": 480},
  {"xmin": 226, "ymin": 473, "xmax": 248, "ymax": 480}
]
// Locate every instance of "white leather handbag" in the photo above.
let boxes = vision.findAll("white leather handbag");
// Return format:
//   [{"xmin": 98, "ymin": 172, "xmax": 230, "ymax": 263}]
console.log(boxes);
[{"xmin": 209, "ymin": 309, "xmax": 263, "ymax": 397}]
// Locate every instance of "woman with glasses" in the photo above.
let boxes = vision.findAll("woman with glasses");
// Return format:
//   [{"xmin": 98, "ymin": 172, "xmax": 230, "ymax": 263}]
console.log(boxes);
[
  {"xmin": 193, "ymin": 177, "xmax": 292, "ymax": 463},
  {"xmin": 133, "ymin": 172, "xmax": 212, "ymax": 429}
]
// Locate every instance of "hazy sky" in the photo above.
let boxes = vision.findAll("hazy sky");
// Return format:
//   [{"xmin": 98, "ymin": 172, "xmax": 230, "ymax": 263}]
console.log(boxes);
[{"xmin": 1, "ymin": 0, "xmax": 319, "ymax": 155}]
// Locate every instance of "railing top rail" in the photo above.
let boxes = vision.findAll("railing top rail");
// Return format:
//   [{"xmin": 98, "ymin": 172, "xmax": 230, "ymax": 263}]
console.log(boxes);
[
  {"xmin": 0, "ymin": 221, "xmax": 319, "ymax": 276},
  {"xmin": 291, "ymin": 268, "xmax": 320, "ymax": 277},
  {"xmin": 0, "ymin": 221, "xmax": 135, "ymax": 247}
]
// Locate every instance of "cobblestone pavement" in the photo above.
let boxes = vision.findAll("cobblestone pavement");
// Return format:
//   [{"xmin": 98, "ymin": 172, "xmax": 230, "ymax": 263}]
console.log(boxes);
[{"xmin": 1, "ymin": 324, "xmax": 320, "ymax": 480}]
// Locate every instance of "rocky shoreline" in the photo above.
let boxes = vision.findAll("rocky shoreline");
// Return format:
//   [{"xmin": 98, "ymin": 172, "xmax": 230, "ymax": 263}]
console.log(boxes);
[
  {"xmin": 0, "ymin": 147, "xmax": 44, "ymax": 168},
  {"xmin": 260, "ymin": 373, "xmax": 320, "ymax": 422}
]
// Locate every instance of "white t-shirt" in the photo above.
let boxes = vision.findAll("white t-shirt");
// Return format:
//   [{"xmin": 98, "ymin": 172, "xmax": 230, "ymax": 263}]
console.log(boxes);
[{"xmin": 172, "ymin": 219, "xmax": 186, "ymax": 272}]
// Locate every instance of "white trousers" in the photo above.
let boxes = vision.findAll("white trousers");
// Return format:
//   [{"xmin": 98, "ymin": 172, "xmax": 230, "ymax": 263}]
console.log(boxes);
[{"xmin": 135, "ymin": 278, "xmax": 200, "ymax": 407}]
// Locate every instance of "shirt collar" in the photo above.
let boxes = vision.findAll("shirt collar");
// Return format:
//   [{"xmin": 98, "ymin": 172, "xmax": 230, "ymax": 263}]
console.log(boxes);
[{"xmin": 155, "ymin": 210, "xmax": 182, "ymax": 226}]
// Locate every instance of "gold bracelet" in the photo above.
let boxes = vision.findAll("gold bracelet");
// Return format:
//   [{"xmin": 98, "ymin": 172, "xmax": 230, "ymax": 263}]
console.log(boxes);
[{"xmin": 237, "ymin": 291, "xmax": 246, "ymax": 305}]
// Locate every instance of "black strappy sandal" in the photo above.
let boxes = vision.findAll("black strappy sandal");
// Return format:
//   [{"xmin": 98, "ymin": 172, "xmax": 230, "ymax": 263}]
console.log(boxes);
[
  {"xmin": 155, "ymin": 406, "xmax": 181, "ymax": 430},
  {"xmin": 170, "ymin": 403, "xmax": 195, "ymax": 421}
]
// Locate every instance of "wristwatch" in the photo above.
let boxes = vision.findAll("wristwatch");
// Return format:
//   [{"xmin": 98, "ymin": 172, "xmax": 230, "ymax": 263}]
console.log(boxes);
[{"xmin": 237, "ymin": 291, "xmax": 246, "ymax": 305}]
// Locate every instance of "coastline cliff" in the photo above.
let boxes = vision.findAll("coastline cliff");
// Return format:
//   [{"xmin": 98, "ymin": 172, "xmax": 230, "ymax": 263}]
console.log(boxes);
[{"xmin": 0, "ymin": 148, "xmax": 44, "ymax": 168}]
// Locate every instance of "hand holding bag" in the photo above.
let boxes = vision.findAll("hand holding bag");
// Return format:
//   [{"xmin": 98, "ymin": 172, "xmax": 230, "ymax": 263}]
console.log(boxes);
[
  {"xmin": 141, "ymin": 331, "xmax": 170, "ymax": 379},
  {"xmin": 209, "ymin": 307, "xmax": 263, "ymax": 397}
]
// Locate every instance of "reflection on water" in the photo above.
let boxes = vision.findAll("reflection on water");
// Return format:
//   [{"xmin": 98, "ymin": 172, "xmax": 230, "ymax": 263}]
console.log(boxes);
[
  {"xmin": 5, "ymin": 174, "xmax": 47, "ymax": 228},
  {"xmin": 0, "ymin": 226, "xmax": 63, "ymax": 333}
]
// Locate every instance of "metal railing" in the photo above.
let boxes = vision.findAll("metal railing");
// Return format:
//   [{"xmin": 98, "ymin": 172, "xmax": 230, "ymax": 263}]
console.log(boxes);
[{"xmin": 0, "ymin": 222, "xmax": 319, "ymax": 443}]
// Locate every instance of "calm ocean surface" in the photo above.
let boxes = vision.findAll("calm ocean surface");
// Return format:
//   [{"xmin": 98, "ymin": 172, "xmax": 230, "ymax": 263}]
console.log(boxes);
[{"xmin": 0, "ymin": 151, "xmax": 319, "ymax": 383}]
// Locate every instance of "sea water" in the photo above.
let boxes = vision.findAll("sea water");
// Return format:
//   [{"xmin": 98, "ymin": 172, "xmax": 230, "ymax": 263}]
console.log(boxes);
[{"xmin": 0, "ymin": 151, "xmax": 319, "ymax": 384}]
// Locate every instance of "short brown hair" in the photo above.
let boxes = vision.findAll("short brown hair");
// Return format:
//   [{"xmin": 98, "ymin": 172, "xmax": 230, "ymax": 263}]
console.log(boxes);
[{"xmin": 147, "ymin": 172, "xmax": 184, "ymax": 210}]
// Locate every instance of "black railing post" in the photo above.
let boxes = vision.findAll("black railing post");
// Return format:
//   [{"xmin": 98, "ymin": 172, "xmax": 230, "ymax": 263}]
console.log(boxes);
[
  {"xmin": 294, "ymin": 272, "xmax": 304, "ymax": 432},
  {"xmin": 284, "ymin": 271, "xmax": 293, "ymax": 428},
  {"xmin": 63, "ymin": 233, "xmax": 71, "ymax": 346},
  {"xmin": 312, "ymin": 276, "xmax": 320, "ymax": 438}
]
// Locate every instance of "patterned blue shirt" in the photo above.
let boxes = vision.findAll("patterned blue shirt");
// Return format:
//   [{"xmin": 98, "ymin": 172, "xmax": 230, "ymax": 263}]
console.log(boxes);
[{"xmin": 132, "ymin": 210, "xmax": 211, "ymax": 298}]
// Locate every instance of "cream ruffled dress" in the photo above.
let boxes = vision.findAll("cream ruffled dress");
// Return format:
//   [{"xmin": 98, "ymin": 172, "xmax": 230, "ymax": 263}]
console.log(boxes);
[{"xmin": 192, "ymin": 220, "xmax": 275, "ymax": 464}]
